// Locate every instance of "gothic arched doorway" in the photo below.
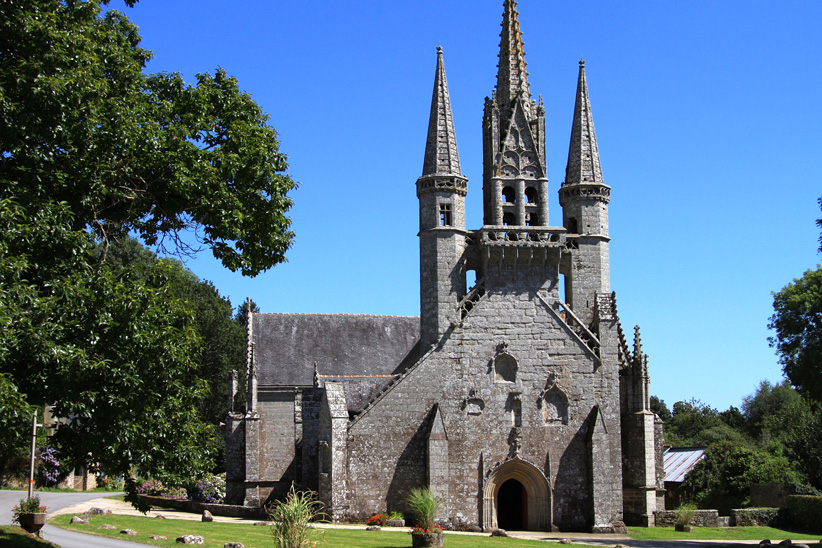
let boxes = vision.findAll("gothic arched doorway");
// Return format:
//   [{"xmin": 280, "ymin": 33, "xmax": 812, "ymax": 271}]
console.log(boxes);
[
  {"xmin": 483, "ymin": 457, "xmax": 552, "ymax": 531},
  {"xmin": 497, "ymin": 478, "xmax": 527, "ymax": 530}
]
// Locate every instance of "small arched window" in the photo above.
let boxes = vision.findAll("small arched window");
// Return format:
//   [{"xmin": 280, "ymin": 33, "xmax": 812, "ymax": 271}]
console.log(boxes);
[
  {"xmin": 502, "ymin": 212, "xmax": 516, "ymax": 226},
  {"xmin": 566, "ymin": 217, "xmax": 578, "ymax": 234},
  {"xmin": 524, "ymin": 187, "xmax": 537, "ymax": 203},
  {"xmin": 502, "ymin": 187, "xmax": 516, "ymax": 203}
]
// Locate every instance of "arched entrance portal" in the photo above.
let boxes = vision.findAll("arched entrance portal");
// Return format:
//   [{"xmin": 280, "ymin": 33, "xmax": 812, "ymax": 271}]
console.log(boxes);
[
  {"xmin": 497, "ymin": 479, "xmax": 527, "ymax": 530},
  {"xmin": 483, "ymin": 458, "xmax": 552, "ymax": 531}
]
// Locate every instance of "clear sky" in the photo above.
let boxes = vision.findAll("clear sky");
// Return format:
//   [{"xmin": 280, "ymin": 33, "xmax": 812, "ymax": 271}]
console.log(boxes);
[{"xmin": 109, "ymin": 0, "xmax": 822, "ymax": 413}]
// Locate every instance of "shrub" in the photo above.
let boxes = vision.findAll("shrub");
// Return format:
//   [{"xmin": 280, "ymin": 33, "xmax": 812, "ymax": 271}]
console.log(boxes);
[
  {"xmin": 786, "ymin": 495, "xmax": 822, "ymax": 533},
  {"xmin": 189, "ymin": 474, "xmax": 226, "ymax": 503},
  {"xmin": 37, "ymin": 446, "xmax": 61, "ymax": 487},
  {"xmin": 267, "ymin": 484, "xmax": 324, "ymax": 548},
  {"xmin": 137, "ymin": 478, "xmax": 165, "ymax": 496},
  {"xmin": 389, "ymin": 511, "xmax": 404, "ymax": 521},
  {"xmin": 367, "ymin": 512, "xmax": 388, "ymax": 526},
  {"xmin": 674, "ymin": 503, "xmax": 697, "ymax": 526},
  {"xmin": 406, "ymin": 487, "xmax": 439, "ymax": 531}
]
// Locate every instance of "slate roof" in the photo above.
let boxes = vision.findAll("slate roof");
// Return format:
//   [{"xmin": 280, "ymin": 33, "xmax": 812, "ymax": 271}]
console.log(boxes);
[
  {"xmin": 252, "ymin": 313, "xmax": 421, "ymax": 389},
  {"xmin": 663, "ymin": 447, "xmax": 706, "ymax": 483}
]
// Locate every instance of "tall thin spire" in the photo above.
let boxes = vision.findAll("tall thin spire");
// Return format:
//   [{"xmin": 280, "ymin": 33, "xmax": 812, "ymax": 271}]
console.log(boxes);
[
  {"xmin": 421, "ymin": 46, "xmax": 462, "ymax": 178},
  {"xmin": 565, "ymin": 60, "xmax": 603, "ymax": 185},
  {"xmin": 496, "ymin": 0, "xmax": 530, "ymax": 109}
]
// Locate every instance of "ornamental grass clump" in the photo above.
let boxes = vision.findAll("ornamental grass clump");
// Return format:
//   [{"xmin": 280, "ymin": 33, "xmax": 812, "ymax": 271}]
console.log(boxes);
[
  {"xmin": 675, "ymin": 502, "xmax": 697, "ymax": 528},
  {"xmin": 406, "ymin": 487, "xmax": 441, "ymax": 532},
  {"xmin": 267, "ymin": 484, "xmax": 324, "ymax": 548}
]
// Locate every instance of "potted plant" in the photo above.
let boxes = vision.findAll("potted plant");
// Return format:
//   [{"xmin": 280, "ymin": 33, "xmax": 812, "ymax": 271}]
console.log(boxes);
[
  {"xmin": 407, "ymin": 487, "xmax": 443, "ymax": 548},
  {"xmin": 12, "ymin": 496, "xmax": 48, "ymax": 536}
]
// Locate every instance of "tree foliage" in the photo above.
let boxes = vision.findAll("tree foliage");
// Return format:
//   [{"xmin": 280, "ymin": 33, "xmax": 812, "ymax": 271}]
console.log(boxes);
[
  {"xmin": 682, "ymin": 440, "xmax": 804, "ymax": 514},
  {"xmin": 0, "ymin": 0, "xmax": 294, "ymax": 507},
  {"xmin": 768, "ymin": 266, "xmax": 822, "ymax": 402},
  {"xmin": 0, "ymin": 0, "xmax": 296, "ymax": 276}
]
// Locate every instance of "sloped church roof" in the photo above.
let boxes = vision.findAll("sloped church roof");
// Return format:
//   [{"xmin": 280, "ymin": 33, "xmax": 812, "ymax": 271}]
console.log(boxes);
[{"xmin": 251, "ymin": 313, "xmax": 420, "ymax": 388}]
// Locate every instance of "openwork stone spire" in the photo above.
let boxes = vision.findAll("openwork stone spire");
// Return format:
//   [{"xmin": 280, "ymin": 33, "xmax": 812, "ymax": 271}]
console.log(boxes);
[
  {"xmin": 496, "ymin": 0, "xmax": 530, "ymax": 109},
  {"xmin": 421, "ymin": 47, "xmax": 462, "ymax": 178},
  {"xmin": 565, "ymin": 60, "xmax": 603, "ymax": 185}
]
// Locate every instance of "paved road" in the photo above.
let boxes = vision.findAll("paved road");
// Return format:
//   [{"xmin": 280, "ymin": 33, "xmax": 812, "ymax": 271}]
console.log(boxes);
[{"xmin": 1, "ymin": 490, "xmax": 150, "ymax": 547}]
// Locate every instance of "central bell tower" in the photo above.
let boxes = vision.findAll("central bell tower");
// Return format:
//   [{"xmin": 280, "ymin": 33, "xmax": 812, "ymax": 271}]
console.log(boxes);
[{"xmin": 482, "ymin": 0, "xmax": 549, "ymax": 228}]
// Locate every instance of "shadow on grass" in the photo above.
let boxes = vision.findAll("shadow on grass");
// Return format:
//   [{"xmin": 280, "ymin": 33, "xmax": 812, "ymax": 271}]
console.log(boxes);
[{"xmin": 0, "ymin": 525, "xmax": 60, "ymax": 548}]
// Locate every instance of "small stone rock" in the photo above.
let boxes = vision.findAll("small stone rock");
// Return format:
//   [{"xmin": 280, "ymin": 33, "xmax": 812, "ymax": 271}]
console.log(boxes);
[
  {"xmin": 85, "ymin": 507, "xmax": 111, "ymax": 515},
  {"xmin": 156, "ymin": 513, "xmax": 167, "ymax": 519},
  {"xmin": 386, "ymin": 519, "xmax": 405, "ymax": 527},
  {"xmin": 253, "ymin": 521, "xmax": 272, "ymax": 526},
  {"xmin": 120, "ymin": 529, "xmax": 138, "ymax": 536},
  {"xmin": 98, "ymin": 524, "xmax": 115, "ymax": 530},
  {"xmin": 559, "ymin": 540, "xmax": 574, "ymax": 545},
  {"xmin": 760, "ymin": 542, "xmax": 773, "ymax": 546},
  {"xmin": 176, "ymin": 535, "xmax": 205, "ymax": 545},
  {"xmin": 202, "ymin": 509, "xmax": 214, "ymax": 522},
  {"xmin": 150, "ymin": 535, "xmax": 168, "ymax": 541},
  {"xmin": 224, "ymin": 544, "xmax": 245, "ymax": 548},
  {"xmin": 366, "ymin": 526, "xmax": 381, "ymax": 531},
  {"xmin": 490, "ymin": 529, "xmax": 508, "ymax": 537},
  {"xmin": 70, "ymin": 516, "xmax": 89, "ymax": 524}
]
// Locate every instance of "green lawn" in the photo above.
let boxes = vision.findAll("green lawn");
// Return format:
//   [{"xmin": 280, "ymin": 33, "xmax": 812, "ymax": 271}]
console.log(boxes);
[
  {"xmin": 51, "ymin": 513, "xmax": 822, "ymax": 548},
  {"xmin": 0, "ymin": 525, "xmax": 60, "ymax": 548},
  {"xmin": 628, "ymin": 525, "xmax": 821, "ymax": 542},
  {"xmin": 52, "ymin": 514, "xmax": 598, "ymax": 547}
]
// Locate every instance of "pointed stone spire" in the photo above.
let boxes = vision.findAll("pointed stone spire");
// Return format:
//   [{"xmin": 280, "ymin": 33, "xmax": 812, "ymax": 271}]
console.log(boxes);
[
  {"xmin": 421, "ymin": 46, "xmax": 462, "ymax": 178},
  {"xmin": 496, "ymin": 0, "xmax": 530, "ymax": 109},
  {"xmin": 565, "ymin": 60, "xmax": 604, "ymax": 185}
]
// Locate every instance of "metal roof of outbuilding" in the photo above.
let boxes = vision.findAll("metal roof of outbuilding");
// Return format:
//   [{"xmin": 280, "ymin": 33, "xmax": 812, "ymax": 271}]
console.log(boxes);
[{"xmin": 663, "ymin": 447, "xmax": 706, "ymax": 483}]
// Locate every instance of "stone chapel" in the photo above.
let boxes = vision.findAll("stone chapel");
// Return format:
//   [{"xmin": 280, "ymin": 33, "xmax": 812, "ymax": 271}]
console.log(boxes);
[{"xmin": 225, "ymin": 0, "xmax": 665, "ymax": 532}]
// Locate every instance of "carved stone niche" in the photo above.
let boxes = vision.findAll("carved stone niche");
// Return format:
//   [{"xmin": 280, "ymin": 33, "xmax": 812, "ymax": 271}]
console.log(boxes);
[
  {"xmin": 466, "ymin": 398, "xmax": 485, "ymax": 415},
  {"xmin": 494, "ymin": 354, "xmax": 517, "ymax": 383},
  {"xmin": 538, "ymin": 384, "xmax": 569, "ymax": 425}
]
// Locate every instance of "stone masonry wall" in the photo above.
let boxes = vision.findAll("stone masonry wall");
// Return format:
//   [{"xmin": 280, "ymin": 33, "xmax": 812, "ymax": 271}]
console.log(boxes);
[{"xmin": 345, "ymin": 273, "xmax": 623, "ymax": 531}]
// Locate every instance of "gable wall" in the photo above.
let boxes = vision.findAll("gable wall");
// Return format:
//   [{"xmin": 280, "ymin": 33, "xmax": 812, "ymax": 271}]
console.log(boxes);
[{"xmin": 346, "ymin": 284, "xmax": 622, "ymax": 530}]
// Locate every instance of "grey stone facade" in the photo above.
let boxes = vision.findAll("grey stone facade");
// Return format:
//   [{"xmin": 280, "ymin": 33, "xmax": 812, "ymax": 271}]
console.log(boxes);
[{"xmin": 225, "ymin": 0, "xmax": 663, "ymax": 532}]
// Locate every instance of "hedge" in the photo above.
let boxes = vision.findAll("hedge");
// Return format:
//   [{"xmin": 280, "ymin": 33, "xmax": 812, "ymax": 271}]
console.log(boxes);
[{"xmin": 786, "ymin": 495, "xmax": 822, "ymax": 533}]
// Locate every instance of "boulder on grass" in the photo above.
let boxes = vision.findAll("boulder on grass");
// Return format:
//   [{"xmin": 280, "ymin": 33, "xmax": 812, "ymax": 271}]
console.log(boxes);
[
  {"xmin": 70, "ymin": 516, "xmax": 89, "ymax": 525},
  {"xmin": 85, "ymin": 507, "xmax": 111, "ymax": 515},
  {"xmin": 176, "ymin": 535, "xmax": 205, "ymax": 545},
  {"xmin": 120, "ymin": 529, "xmax": 138, "ymax": 536},
  {"xmin": 491, "ymin": 529, "xmax": 508, "ymax": 537},
  {"xmin": 202, "ymin": 510, "xmax": 213, "ymax": 522},
  {"xmin": 224, "ymin": 543, "xmax": 245, "ymax": 548}
]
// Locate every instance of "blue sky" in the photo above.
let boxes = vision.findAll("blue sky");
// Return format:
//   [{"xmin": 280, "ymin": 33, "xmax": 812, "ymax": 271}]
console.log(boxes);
[{"xmin": 112, "ymin": 0, "xmax": 821, "ymax": 412}]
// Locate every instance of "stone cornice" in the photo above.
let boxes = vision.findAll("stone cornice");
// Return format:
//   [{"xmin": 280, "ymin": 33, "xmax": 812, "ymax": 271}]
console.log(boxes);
[{"xmin": 558, "ymin": 182, "xmax": 611, "ymax": 205}]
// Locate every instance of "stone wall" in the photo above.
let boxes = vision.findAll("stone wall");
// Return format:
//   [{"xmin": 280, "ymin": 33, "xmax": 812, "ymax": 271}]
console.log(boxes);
[
  {"xmin": 344, "ymin": 280, "xmax": 623, "ymax": 531},
  {"xmin": 653, "ymin": 509, "xmax": 719, "ymax": 527}
]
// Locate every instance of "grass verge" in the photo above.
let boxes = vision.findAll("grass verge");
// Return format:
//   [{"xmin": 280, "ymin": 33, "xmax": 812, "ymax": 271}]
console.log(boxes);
[
  {"xmin": 0, "ymin": 525, "xmax": 60, "ymax": 548},
  {"xmin": 51, "ymin": 514, "xmax": 601, "ymax": 548},
  {"xmin": 628, "ymin": 525, "xmax": 821, "ymax": 542}
]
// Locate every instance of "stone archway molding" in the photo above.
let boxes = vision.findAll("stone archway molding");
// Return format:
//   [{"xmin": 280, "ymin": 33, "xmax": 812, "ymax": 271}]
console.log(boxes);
[{"xmin": 483, "ymin": 457, "xmax": 552, "ymax": 531}]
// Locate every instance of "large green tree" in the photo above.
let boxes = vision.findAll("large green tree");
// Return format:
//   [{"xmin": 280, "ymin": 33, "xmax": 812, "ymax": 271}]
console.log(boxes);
[
  {"xmin": 0, "ymin": 0, "xmax": 295, "ymax": 276},
  {"xmin": 768, "ymin": 199, "xmax": 822, "ymax": 401},
  {"xmin": 769, "ymin": 266, "xmax": 822, "ymax": 402},
  {"xmin": 0, "ymin": 0, "xmax": 295, "ymax": 507}
]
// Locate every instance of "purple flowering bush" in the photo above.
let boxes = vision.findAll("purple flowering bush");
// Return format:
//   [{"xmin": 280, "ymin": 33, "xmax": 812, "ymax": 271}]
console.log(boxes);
[
  {"xmin": 37, "ymin": 447, "xmax": 61, "ymax": 487},
  {"xmin": 189, "ymin": 474, "xmax": 226, "ymax": 504},
  {"xmin": 137, "ymin": 478, "xmax": 188, "ymax": 499}
]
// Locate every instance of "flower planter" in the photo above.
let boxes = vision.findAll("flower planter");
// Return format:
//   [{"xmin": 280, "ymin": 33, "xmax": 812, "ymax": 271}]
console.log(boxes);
[
  {"xmin": 17, "ymin": 513, "xmax": 47, "ymax": 535},
  {"xmin": 412, "ymin": 531, "xmax": 444, "ymax": 548}
]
